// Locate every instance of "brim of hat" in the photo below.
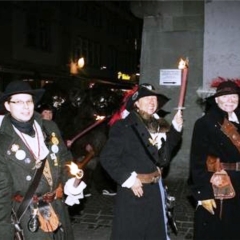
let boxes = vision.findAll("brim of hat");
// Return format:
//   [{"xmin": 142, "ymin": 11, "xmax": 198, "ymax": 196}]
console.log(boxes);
[
  {"xmin": 0, "ymin": 89, "xmax": 45, "ymax": 113},
  {"xmin": 206, "ymin": 89, "xmax": 240, "ymax": 100},
  {"xmin": 126, "ymin": 90, "xmax": 170, "ymax": 111}
]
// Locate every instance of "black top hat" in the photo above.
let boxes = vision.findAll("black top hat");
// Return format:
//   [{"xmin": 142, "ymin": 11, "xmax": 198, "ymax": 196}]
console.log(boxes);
[
  {"xmin": 207, "ymin": 80, "xmax": 240, "ymax": 100},
  {"xmin": 125, "ymin": 83, "xmax": 169, "ymax": 111},
  {"xmin": 0, "ymin": 80, "xmax": 45, "ymax": 105}
]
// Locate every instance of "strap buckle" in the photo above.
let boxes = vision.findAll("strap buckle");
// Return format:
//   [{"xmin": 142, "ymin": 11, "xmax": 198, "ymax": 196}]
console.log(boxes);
[
  {"xmin": 152, "ymin": 176, "xmax": 160, "ymax": 183},
  {"xmin": 236, "ymin": 162, "xmax": 240, "ymax": 171}
]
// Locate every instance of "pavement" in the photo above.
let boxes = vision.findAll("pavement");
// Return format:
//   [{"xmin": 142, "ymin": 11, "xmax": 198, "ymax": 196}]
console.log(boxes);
[{"xmin": 70, "ymin": 176, "xmax": 195, "ymax": 240}]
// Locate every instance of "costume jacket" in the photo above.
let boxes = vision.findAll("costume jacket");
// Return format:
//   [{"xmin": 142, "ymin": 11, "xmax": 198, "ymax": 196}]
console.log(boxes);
[
  {"xmin": 0, "ymin": 112, "xmax": 74, "ymax": 240},
  {"xmin": 189, "ymin": 104, "xmax": 240, "ymax": 240},
  {"xmin": 100, "ymin": 110, "xmax": 181, "ymax": 240}
]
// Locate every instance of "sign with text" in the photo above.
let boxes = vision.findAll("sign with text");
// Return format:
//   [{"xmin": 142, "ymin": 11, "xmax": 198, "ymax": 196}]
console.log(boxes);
[{"xmin": 159, "ymin": 69, "xmax": 181, "ymax": 86}]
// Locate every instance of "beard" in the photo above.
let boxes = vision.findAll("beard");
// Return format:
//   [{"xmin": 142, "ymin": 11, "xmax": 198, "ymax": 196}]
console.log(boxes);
[
  {"xmin": 137, "ymin": 110, "xmax": 160, "ymax": 133},
  {"xmin": 136, "ymin": 109, "xmax": 170, "ymax": 133}
]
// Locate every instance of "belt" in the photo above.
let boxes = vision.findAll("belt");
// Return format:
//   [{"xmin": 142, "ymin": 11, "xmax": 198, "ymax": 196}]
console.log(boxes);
[
  {"xmin": 221, "ymin": 162, "xmax": 240, "ymax": 171},
  {"xmin": 13, "ymin": 185, "xmax": 63, "ymax": 203},
  {"xmin": 137, "ymin": 170, "xmax": 161, "ymax": 184}
]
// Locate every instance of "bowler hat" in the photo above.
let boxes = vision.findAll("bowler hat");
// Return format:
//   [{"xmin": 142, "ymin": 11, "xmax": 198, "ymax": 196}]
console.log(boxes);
[
  {"xmin": 207, "ymin": 80, "xmax": 240, "ymax": 100},
  {"xmin": 125, "ymin": 83, "xmax": 169, "ymax": 111},
  {"xmin": 0, "ymin": 80, "xmax": 45, "ymax": 105}
]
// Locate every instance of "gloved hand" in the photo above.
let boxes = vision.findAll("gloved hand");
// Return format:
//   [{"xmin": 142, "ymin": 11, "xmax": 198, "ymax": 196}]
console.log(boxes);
[
  {"xmin": 64, "ymin": 178, "xmax": 87, "ymax": 206},
  {"xmin": 201, "ymin": 199, "xmax": 216, "ymax": 215}
]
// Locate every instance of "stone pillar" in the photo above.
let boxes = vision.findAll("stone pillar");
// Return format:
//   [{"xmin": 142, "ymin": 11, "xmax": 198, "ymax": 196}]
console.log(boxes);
[
  {"xmin": 198, "ymin": 1, "xmax": 240, "ymax": 99},
  {"xmin": 131, "ymin": 1, "xmax": 204, "ymax": 177}
]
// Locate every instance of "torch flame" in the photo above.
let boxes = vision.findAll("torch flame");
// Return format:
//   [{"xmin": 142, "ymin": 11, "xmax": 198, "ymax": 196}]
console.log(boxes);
[
  {"xmin": 95, "ymin": 115, "xmax": 105, "ymax": 121},
  {"xmin": 67, "ymin": 162, "xmax": 84, "ymax": 179},
  {"xmin": 178, "ymin": 58, "xmax": 189, "ymax": 70}
]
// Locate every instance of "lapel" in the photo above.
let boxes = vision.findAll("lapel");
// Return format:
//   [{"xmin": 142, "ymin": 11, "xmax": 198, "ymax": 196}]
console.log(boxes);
[
  {"xmin": 0, "ymin": 114, "xmax": 59, "ymax": 185},
  {"xmin": 128, "ymin": 111, "xmax": 159, "ymax": 164}
]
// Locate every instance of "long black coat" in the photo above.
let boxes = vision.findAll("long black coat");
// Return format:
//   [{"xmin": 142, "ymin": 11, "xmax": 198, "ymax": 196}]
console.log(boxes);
[
  {"xmin": 100, "ymin": 111, "xmax": 181, "ymax": 240},
  {"xmin": 189, "ymin": 104, "xmax": 240, "ymax": 240},
  {"xmin": 0, "ymin": 113, "xmax": 74, "ymax": 240}
]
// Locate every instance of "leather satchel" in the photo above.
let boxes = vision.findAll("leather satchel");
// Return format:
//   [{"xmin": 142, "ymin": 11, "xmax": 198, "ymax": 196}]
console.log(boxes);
[
  {"xmin": 37, "ymin": 203, "xmax": 60, "ymax": 232},
  {"xmin": 210, "ymin": 170, "xmax": 235, "ymax": 200}
]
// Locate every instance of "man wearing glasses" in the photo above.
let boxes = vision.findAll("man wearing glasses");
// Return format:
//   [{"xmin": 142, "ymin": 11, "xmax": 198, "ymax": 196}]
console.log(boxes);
[{"xmin": 0, "ymin": 80, "xmax": 85, "ymax": 239}]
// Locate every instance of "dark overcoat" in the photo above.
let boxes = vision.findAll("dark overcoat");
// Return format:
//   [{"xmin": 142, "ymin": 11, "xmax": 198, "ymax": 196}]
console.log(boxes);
[
  {"xmin": 0, "ymin": 112, "xmax": 74, "ymax": 240},
  {"xmin": 100, "ymin": 111, "xmax": 181, "ymax": 240},
  {"xmin": 189, "ymin": 103, "xmax": 240, "ymax": 240}
]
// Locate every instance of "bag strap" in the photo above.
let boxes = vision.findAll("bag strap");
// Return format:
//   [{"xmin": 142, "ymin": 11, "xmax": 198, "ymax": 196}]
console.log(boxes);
[
  {"xmin": 16, "ymin": 158, "xmax": 47, "ymax": 220},
  {"xmin": 220, "ymin": 118, "xmax": 240, "ymax": 153}
]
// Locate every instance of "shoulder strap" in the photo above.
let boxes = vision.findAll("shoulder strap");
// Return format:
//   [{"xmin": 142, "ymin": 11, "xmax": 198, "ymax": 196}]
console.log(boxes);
[
  {"xmin": 220, "ymin": 118, "xmax": 240, "ymax": 153},
  {"xmin": 17, "ymin": 158, "xmax": 47, "ymax": 220}
]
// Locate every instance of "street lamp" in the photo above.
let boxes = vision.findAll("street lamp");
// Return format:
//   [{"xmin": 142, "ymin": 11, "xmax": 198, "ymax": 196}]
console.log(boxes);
[
  {"xmin": 70, "ymin": 57, "xmax": 85, "ymax": 75},
  {"xmin": 77, "ymin": 57, "xmax": 85, "ymax": 69}
]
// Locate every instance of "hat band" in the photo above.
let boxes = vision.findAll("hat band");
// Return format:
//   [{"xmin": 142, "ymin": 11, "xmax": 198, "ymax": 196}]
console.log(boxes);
[{"xmin": 217, "ymin": 87, "xmax": 238, "ymax": 93}]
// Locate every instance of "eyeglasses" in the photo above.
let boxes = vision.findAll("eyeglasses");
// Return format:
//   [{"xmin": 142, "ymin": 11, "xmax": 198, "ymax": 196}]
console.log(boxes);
[{"xmin": 9, "ymin": 100, "xmax": 34, "ymax": 106}]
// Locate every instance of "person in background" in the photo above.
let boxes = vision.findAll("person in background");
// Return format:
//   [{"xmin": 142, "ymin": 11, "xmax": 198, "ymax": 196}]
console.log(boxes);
[
  {"xmin": 0, "ymin": 80, "xmax": 86, "ymax": 240},
  {"xmin": 37, "ymin": 103, "xmax": 54, "ymax": 121},
  {"xmin": 189, "ymin": 80, "xmax": 240, "ymax": 240},
  {"xmin": 100, "ymin": 83, "xmax": 183, "ymax": 240}
]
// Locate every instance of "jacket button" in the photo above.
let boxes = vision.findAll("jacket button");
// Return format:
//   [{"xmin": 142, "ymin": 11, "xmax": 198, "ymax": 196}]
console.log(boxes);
[
  {"xmin": 24, "ymin": 158, "xmax": 31, "ymax": 164},
  {"xmin": 26, "ymin": 175, "xmax": 32, "ymax": 181}
]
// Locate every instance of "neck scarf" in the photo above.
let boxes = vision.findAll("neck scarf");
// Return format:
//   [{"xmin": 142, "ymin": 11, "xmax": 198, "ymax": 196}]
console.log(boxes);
[{"xmin": 10, "ymin": 116, "xmax": 35, "ymax": 137}]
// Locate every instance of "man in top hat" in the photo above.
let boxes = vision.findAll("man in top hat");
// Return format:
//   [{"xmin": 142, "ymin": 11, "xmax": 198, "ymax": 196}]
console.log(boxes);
[
  {"xmin": 100, "ymin": 83, "xmax": 183, "ymax": 240},
  {"xmin": 0, "ymin": 80, "xmax": 86, "ymax": 240},
  {"xmin": 189, "ymin": 80, "xmax": 240, "ymax": 240}
]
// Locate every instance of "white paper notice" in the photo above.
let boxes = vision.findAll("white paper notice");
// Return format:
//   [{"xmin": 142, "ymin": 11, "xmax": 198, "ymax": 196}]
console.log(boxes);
[{"xmin": 159, "ymin": 69, "xmax": 181, "ymax": 86}]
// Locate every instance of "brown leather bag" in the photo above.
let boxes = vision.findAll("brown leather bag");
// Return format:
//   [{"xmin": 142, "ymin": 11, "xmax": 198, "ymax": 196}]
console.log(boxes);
[
  {"xmin": 37, "ymin": 203, "xmax": 60, "ymax": 232},
  {"xmin": 210, "ymin": 170, "xmax": 235, "ymax": 200}
]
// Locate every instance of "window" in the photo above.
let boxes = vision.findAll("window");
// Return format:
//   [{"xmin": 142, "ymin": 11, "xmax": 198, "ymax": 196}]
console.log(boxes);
[{"xmin": 25, "ymin": 14, "xmax": 52, "ymax": 52}]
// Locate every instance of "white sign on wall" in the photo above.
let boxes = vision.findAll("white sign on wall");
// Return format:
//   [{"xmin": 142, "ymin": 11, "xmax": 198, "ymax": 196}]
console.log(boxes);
[{"xmin": 159, "ymin": 69, "xmax": 181, "ymax": 86}]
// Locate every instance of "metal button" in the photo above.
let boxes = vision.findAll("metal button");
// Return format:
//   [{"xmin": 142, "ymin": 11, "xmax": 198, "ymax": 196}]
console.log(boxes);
[{"xmin": 26, "ymin": 175, "xmax": 32, "ymax": 181}]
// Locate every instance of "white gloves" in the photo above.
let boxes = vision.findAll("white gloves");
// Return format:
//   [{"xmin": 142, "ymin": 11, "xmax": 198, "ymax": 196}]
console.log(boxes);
[
  {"xmin": 201, "ymin": 199, "xmax": 216, "ymax": 215},
  {"xmin": 64, "ymin": 178, "xmax": 87, "ymax": 206}
]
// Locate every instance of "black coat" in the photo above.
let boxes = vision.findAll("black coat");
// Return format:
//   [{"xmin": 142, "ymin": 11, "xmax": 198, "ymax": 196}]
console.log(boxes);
[
  {"xmin": 189, "ymin": 104, "xmax": 240, "ymax": 240},
  {"xmin": 0, "ymin": 113, "xmax": 74, "ymax": 240},
  {"xmin": 100, "ymin": 111, "xmax": 181, "ymax": 240}
]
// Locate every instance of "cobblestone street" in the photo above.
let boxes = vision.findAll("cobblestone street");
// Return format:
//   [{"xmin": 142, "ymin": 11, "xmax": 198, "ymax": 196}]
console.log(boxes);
[{"xmin": 71, "ymin": 177, "xmax": 194, "ymax": 240}]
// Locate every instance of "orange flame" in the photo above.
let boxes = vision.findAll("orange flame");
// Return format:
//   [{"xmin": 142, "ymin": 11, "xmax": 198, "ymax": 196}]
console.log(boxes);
[
  {"xmin": 95, "ymin": 115, "xmax": 105, "ymax": 121},
  {"xmin": 178, "ymin": 58, "xmax": 189, "ymax": 70},
  {"xmin": 67, "ymin": 162, "xmax": 84, "ymax": 179}
]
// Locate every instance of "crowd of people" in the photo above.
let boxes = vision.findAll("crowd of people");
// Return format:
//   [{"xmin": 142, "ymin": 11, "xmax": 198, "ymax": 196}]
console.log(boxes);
[{"xmin": 0, "ymin": 78, "xmax": 239, "ymax": 240}]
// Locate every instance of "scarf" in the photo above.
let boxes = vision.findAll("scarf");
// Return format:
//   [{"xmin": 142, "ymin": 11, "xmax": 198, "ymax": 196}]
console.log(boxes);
[{"xmin": 10, "ymin": 116, "xmax": 35, "ymax": 137}]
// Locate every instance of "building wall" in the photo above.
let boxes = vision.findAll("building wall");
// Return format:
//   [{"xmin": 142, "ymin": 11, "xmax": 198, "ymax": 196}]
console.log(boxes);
[{"xmin": 203, "ymin": 1, "xmax": 240, "ymax": 88}]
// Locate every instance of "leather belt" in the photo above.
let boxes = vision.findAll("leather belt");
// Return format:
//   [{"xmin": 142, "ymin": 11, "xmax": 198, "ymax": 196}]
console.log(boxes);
[
  {"xmin": 137, "ymin": 170, "xmax": 161, "ymax": 184},
  {"xmin": 14, "ymin": 192, "xmax": 59, "ymax": 203},
  {"xmin": 13, "ymin": 184, "xmax": 63, "ymax": 203},
  {"xmin": 221, "ymin": 162, "xmax": 240, "ymax": 171}
]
